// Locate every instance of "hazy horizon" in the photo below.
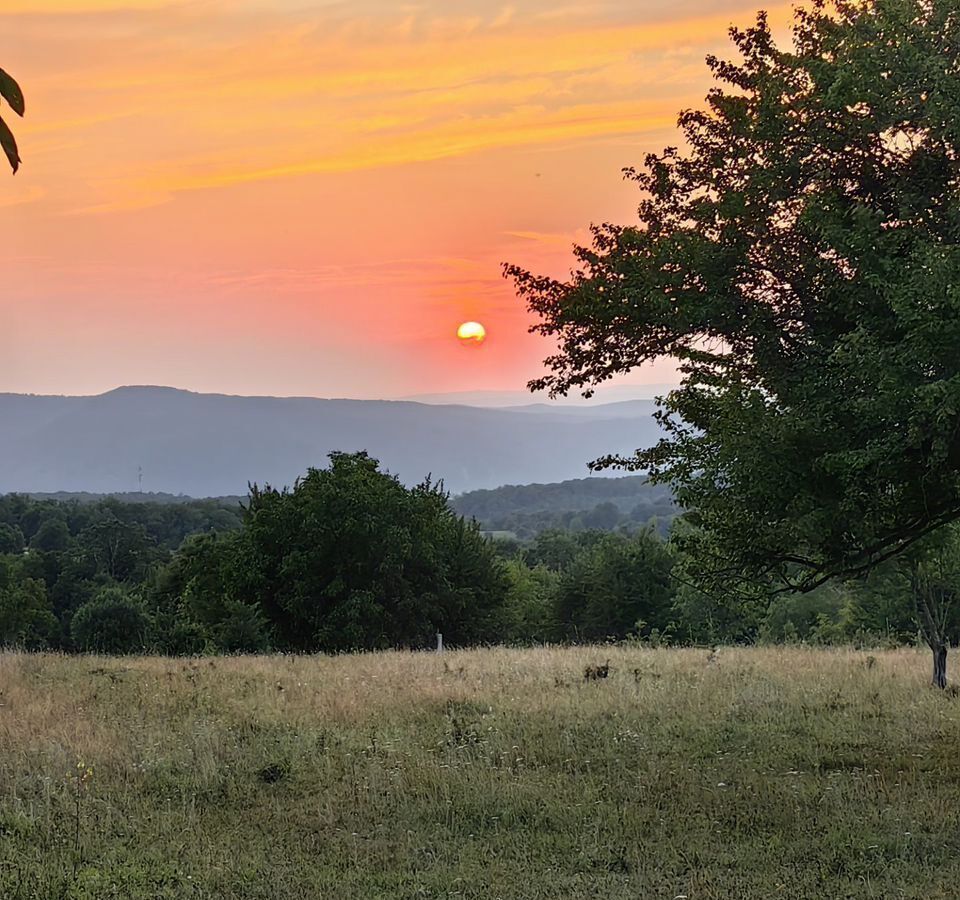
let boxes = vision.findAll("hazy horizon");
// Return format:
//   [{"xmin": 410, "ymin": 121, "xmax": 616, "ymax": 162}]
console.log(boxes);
[
  {"xmin": 0, "ymin": 381, "xmax": 673, "ymax": 406},
  {"xmin": 0, "ymin": 386, "xmax": 663, "ymax": 495}
]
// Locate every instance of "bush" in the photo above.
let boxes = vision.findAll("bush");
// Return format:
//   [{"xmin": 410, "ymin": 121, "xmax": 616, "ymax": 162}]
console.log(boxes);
[
  {"xmin": 209, "ymin": 600, "xmax": 271, "ymax": 653},
  {"xmin": 71, "ymin": 587, "xmax": 150, "ymax": 653},
  {"xmin": 30, "ymin": 518, "xmax": 70, "ymax": 553},
  {"xmin": 554, "ymin": 530, "xmax": 674, "ymax": 641},
  {"xmin": 760, "ymin": 586, "xmax": 846, "ymax": 645},
  {"xmin": 147, "ymin": 611, "xmax": 209, "ymax": 656},
  {"xmin": 499, "ymin": 560, "xmax": 558, "ymax": 644}
]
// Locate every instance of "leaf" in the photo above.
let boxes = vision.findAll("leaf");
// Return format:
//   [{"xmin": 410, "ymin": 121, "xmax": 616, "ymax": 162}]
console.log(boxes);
[
  {"xmin": 0, "ymin": 115, "xmax": 20, "ymax": 173},
  {"xmin": 0, "ymin": 69, "xmax": 24, "ymax": 117}
]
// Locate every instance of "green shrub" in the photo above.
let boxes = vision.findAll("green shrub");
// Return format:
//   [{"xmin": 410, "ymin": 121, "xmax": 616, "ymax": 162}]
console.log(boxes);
[
  {"xmin": 209, "ymin": 600, "xmax": 271, "ymax": 653},
  {"xmin": 71, "ymin": 587, "xmax": 150, "ymax": 653}
]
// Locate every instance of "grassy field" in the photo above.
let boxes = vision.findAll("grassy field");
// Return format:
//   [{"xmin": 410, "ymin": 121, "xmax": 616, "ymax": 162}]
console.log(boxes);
[{"xmin": 1, "ymin": 646, "xmax": 960, "ymax": 899}]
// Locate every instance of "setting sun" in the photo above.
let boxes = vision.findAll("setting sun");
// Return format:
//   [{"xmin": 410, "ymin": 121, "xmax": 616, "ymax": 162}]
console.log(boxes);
[{"xmin": 457, "ymin": 321, "xmax": 487, "ymax": 345}]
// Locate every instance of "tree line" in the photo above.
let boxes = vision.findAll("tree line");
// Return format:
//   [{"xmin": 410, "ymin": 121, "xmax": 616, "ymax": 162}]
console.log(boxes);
[
  {"xmin": 451, "ymin": 476, "xmax": 678, "ymax": 539},
  {"xmin": 1, "ymin": 451, "xmax": 954, "ymax": 657}
]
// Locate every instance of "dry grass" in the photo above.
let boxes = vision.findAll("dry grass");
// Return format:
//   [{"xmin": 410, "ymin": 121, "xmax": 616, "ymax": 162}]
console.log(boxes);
[{"xmin": 1, "ymin": 646, "xmax": 960, "ymax": 898}]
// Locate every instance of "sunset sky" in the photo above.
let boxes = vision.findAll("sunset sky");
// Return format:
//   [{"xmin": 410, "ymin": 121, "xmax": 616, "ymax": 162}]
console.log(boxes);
[{"xmin": 2, "ymin": 0, "xmax": 791, "ymax": 400}]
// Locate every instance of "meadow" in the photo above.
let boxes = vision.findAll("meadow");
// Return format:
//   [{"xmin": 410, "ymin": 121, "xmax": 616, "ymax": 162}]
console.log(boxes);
[{"xmin": 1, "ymin": 646, "xmax": 960, "ymax": 899}]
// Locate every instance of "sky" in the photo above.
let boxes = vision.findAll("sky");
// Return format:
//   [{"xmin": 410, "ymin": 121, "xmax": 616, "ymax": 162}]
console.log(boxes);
[{"xmin": 1, "ymin": 0, "xmax": 791, "ymax": 400}]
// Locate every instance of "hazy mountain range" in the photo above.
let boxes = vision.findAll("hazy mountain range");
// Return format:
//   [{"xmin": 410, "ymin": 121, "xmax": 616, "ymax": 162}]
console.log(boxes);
[{"xmin": 0, "ymin": 386, "xmax": 663, "ymax": 496}]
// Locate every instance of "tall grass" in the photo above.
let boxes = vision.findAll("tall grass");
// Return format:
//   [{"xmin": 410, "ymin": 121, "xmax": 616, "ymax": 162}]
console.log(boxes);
[{"xmin": 1, "ymin": 646, "xmax": 959, "ymax": 898}]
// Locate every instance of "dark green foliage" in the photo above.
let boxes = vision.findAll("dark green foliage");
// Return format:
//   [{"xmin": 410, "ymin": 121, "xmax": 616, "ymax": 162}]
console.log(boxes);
[
  {"xmin": 77, "ymin": 517, "xmax": 158, "ymax": 581},
  {"xmin": 30, "ymin": 517, "xmax": 71, "ymax": 553},
  {"xmin": 0, "ymin": 485, "xmax": 698, "ymax": 653},
  {"xmin": 0, "ymin": 69, "xmax": 24, "ymax": 118},
  {"xmin": 208, "ymin": 600, "xmax": 271, "ymax": 654},
  {"xmin": 83, "ymin": 496, "xmax": 243, "ymax": 550},
  {"xmin": 1, "ymin": 464, "xmax": 954, "ymax": 653},
  {"xmin": 0, "ymin": 556, "xmax": 57, "ymax": 648},
  {"xmin": 0, "ymin": 494, "xmax": 243, "ymax": 552},
  {"xmin": 853, "ymin": 566, "xmax": 932, "ymax": 644},
  {"xmin": 0, "ymin": 67, "xmax": 23, "ymax": 174},
  {"xmin": 0, "ymin": 523, "xmax": 24, "ymax": 554},
  {"xmin": 147, "ymin": 613, "xmax": 208, "ymax": 656},
  {"xmin": 525, "ymin": 529, "xmax": 589, "ymax": 571},
  {"xmin": 670, "ymin": 580, "xmax": 766, "ymax": 646},
  {"xmin": 28, "ymin": 490, "xmax": 245, "ymax": 508},
  {"xmin": 185, "ymin": 452, "xmax": 510, "ymax": 652},
  {"xmin": 147, "ymin": 530, "xmax": 270, "ymax": 653},
  {"xmin": 453, "ymin": 475, "xmax": 677, "ymax": 538},
  {"xmin": 868, "ymin": 529, "xmax": 960, "ymax": 685},
  {"xmin": 761, "ymin": 586, "xmax": 850, "ymax": 644},
  {"xmin": 0, "ymin": 494, "xmax": 244, "ymax": 651},
  {"xmin": 499, "ymin": 560, "xmax": 560, "ymax": 644},
  {"xmin": 70, "ymin": 587, "xmax": 150, "ymax": 653},
  {"xmin": 554, "ymin": 530, "xmax": 675, "ymax": 641},
  {"xmin": 508, "ymin": 0, "xmax": 960, "ymax": 594}
]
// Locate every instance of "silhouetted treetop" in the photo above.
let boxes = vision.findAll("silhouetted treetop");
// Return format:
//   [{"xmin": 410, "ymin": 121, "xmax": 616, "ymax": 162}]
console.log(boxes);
[{"xmin": 507, "ymin": 0, "xmax": 960, "ymax": 591}]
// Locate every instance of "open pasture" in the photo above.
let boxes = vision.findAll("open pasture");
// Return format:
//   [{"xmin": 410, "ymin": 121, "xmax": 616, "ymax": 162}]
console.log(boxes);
[{"xmin": 1, "ymin": 646, "xmax": 959, "ymax": 898}]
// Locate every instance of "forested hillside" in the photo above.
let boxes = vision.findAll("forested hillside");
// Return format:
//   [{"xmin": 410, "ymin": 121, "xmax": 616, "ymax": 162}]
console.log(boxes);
[
  {"xmin": 452, "ymin": 476, "xmax": 678, "ymax": 537},
  {"xmin": 0, "ymin": 387, "xmax": 660, "ymax": 495}
]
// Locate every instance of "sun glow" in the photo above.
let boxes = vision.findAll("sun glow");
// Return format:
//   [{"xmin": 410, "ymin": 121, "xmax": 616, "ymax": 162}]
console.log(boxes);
[
  {"xmin": 1, "ymin": 0, "xmax": 771, "ymax": 396},
  {"xmin": 457, "ymin": 321, "xmax": 487, "ymax": 345}
]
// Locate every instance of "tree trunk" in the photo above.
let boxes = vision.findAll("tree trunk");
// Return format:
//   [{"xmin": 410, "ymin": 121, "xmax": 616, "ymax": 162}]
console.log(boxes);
[{"xmin": 932, "ymin": 643, "xmax": 948, "ymax": 690}]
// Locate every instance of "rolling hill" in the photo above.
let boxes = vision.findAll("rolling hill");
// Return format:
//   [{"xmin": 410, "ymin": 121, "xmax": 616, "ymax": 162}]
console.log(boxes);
[{"xmin": 0, "ymin": 386, "xmax": 663, "ymax": 496}]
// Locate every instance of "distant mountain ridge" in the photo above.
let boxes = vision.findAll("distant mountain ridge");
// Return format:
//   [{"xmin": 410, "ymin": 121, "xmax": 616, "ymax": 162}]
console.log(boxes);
[{"xmin": 0, "ymin": 386, "xmax": 663, "ymax": 496}]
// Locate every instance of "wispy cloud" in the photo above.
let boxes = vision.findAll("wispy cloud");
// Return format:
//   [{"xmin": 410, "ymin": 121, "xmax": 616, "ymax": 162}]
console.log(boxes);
[
  {"xmin": 2, "ymin": 0, "xmax": 790, "ymax": 398},
  {"xmin": 12, "ymin": 0, "xmax": 790, "ymax": 212}
]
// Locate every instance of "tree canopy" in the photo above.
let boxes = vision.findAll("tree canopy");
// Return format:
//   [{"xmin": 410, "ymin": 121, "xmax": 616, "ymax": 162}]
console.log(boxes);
[
  {"xmin": 3, "ymin": 476, "xmax": 958, "ymax": 654},
  {"xmin": 507, "ymin": 0, "xmax": 960, "ymax": 594},
  {"xmin": 173, "ymin": 452, "xmax": 510, "ymax": 652}
]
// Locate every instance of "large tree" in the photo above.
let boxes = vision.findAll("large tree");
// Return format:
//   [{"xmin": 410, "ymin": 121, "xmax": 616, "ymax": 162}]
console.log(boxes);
[
  {"xmin": 508, "ymin": 0, "xmax": 960, "ymax": 611},
  {"xmin": 175, "ymin": 452, "xmax": 508, "ymax": 652}
]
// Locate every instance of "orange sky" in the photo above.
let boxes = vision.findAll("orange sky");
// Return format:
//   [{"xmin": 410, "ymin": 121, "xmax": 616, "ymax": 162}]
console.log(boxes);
[{"xmin": 0, "ymin": 0, "xmax": 791, "ymax": 400}]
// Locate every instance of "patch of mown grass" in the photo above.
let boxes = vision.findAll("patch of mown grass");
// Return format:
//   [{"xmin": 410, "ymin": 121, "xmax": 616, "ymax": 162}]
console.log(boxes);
[{"xmin": 2, "ymin": 646, "xmax": 960, "ymax": 897}]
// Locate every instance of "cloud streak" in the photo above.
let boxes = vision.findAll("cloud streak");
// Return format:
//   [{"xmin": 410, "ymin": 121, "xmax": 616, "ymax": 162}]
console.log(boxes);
[{"xmin": 13, "ymin": 0, "xmax": 791, "ymax": 209}]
